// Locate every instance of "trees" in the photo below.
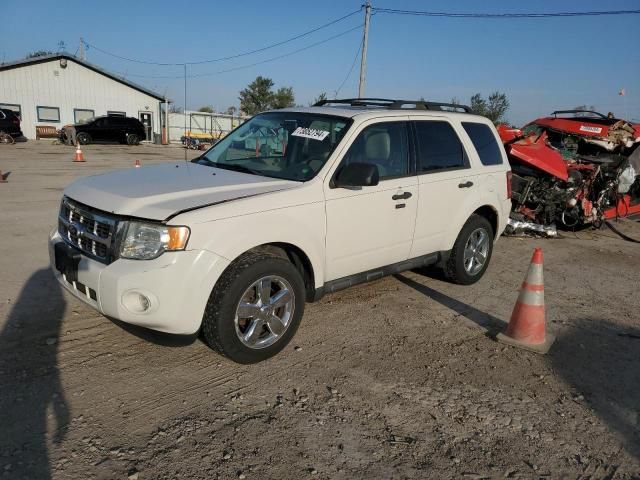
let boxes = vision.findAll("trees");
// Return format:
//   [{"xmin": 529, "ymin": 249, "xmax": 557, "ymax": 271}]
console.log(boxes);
[
  {"xmin": 26, "ymin": 50, "xmax": 53, "ymax": 59},
  {"xmin": 239, "ymin": 76, "xmax": 296, "ymax": 115},
  {"xmin": 168, "ymin": 104, "xmax": 184, "ymax": 114},
  {"xmin": 272, "ymin": 87, "xmax": 295, "ymax": 109},
  {"xmin": 572, "ymin": 105, "xmax": 597, "ymax": 116},
  {"xmin": 198, "ymin": 106, "xmax": 214, "ymax": 113},
  {"xmin": 312, "ymin": 92, "xmax": 328, "ymax": 106},
  {"xmin": 225, "ymin": 106, "xmax": 238, "ymax": 116},
  {"xmin": 239, "ymin": 76, "xmax": 275, "ymax": 116},
  {"xmin": 469, "ymin": 92, "xmax": 510, "ymax": 124}
]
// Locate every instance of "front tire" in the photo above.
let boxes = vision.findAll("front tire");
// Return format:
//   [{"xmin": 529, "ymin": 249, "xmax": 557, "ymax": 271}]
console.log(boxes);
[
  {"xmin": 444, "ymin": 214, "xmax": 494, "ymax": 285},
  {"xmin": 127, "ymin": 134, "xmax": 140, "ymax": 145},
  {"xmin": 76, "ymin": 132, "xmax": 91, "ymax": 145},
  {"xmin": 202, "ymin": 252, "xmax": 305, "ymax": 364}
]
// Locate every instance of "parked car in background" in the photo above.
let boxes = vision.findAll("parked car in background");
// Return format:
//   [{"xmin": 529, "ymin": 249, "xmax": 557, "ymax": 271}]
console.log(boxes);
[
  {"xmin": 0, "ymin": 108, "xmax": 23, "ymax": 142},
  {"xmin": 62, "ymin": 115, "xmax": 146, "ymax": 145}
]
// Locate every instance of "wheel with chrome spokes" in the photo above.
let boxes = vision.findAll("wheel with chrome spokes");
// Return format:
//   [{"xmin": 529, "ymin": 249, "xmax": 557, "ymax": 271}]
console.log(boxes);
[
  {"xmin": 202, "ymin": 251, "xmax": 305, "ymax": 364},
  {"xmin": 463, "ymin": 228, "xmax": 490, "ymax": 276},
  {"xmin": 444, "ymin": 214, "xmax": 494, "ymax": 285},
  {"xmin": 235, "ymin": 275, "xmax": 295, "ymax": 349}
]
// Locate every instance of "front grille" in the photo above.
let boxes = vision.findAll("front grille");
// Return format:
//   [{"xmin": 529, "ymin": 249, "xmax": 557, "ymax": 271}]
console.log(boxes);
[{"xmin": 58, "ymin": 197, "xmax": 119, "ymax": 263}]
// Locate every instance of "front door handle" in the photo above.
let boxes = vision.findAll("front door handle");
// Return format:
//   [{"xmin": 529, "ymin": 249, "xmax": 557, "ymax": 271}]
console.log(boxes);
[
  {"xmin": 458, "ymin": 181, "xmax": 474, "ymax": 188},
  {"xmin": 392, "ymin": 192, "xmax": 412, "ymax": 200}
]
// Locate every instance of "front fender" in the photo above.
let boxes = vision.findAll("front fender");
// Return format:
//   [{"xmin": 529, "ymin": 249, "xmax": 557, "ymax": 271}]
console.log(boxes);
[{"xmin": 182, "ymin": 202, "xmax": 326, "ymax": 289}]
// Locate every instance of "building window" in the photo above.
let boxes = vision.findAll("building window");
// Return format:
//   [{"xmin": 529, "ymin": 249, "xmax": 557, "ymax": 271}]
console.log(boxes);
[
  {"xmin": 36, "ymin": 106, "xmax": 60, "ymax": 122},
  {"xmin": 0, "ymin": 103, "xmax": 21, "ymax": 118},
  {"xmin": 74, "ymin": 108, "xmax": 95, "ymax": 124},
  {"xmin": 107, "ymin": 111, "xmax": 126, "ymax": 117}
]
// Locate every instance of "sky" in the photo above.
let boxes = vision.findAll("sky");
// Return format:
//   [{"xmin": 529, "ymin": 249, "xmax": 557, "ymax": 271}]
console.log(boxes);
[{"xmin": 2, "ymin": 0, "xmax": 639, "ymax": 125}]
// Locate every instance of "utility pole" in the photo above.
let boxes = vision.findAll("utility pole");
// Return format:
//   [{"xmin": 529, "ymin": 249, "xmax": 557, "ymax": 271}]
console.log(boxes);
[
  {"xmin": 184, "ymin": 64, "xmax": 187, "ymax": 161},
  {"xmin": 79, "ymin": 37, "xmax": 86, "ymax": 61},
  {"xmin": 358, "ymin": 0, "xmax": 372, "ymax": 98}
]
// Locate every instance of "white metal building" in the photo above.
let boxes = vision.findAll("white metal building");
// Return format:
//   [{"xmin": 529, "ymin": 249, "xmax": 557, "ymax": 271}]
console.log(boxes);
[{"xmin": 0, "ymin": 53, "xmax": 165, "ymax": 140}]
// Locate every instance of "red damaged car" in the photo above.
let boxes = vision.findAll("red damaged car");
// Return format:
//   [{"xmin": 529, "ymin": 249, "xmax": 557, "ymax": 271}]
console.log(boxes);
[{"xmin": 498, "ymin": 110, "xmax": 640, "ymax": 235}]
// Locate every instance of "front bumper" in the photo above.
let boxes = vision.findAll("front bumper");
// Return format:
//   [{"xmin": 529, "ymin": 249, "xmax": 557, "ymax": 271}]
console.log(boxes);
[{"xmin": 48, "ymin": 229, "xmax": 230, "ymax": 334}]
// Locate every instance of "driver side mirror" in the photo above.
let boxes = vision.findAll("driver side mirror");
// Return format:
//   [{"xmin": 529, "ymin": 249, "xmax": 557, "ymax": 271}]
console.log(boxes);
[{"xmin": 334, "ymin": 162, "xmax": 379, "ymax": 188}]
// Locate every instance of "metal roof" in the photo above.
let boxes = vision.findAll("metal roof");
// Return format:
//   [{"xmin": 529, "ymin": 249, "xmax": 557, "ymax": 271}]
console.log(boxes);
[{"xmin": 0, "ymin": 53, "xmax": 165, "ymax": 101}]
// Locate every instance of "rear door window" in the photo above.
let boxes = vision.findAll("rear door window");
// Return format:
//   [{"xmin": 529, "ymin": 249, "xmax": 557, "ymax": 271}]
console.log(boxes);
[
  {"xmin": 413, "ymin": 121, "xmax": 468, "ymax": 172},
  {"xmin": 462, "ymin": 122, "xmax": 503, "ymax": 166}
]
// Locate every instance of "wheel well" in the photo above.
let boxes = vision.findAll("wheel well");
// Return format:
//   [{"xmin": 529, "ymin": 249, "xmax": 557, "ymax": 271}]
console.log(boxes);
[
  {"xmin": 473, "ymin": 205, "xmax": 498, "ymax": 237},
  {"xmin": 247, "ymin": 243, "xmax": 316, "ymax": 302}
]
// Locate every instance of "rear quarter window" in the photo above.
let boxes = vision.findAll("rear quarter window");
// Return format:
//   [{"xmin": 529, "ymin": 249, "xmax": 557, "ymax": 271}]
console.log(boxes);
[
  {"xmin": 462, "ymin": 122, "xmax": 503, "ymax": 166},
  {"xmin": 414, "ymin": 121, "xmax": 469, "ymax": 172}
]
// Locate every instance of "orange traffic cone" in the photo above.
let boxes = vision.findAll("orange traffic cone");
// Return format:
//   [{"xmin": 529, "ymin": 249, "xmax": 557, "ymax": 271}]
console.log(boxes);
[
  {"xmin": 135, "ymin": 159, "xmax": 141, "ymax": 168},
  {"xmin": 497, "ymin": 248, "xmax": 555, "ymax": 354},
  {"xmin": 73, "ymin": 142, "xmax": 85, "ymax": 163}
]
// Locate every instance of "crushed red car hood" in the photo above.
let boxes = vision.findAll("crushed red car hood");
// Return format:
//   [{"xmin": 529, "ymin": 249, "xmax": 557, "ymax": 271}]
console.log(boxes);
[{"xmin": 499, "ymin": 127, "xmax": 569, "ymax": 181}]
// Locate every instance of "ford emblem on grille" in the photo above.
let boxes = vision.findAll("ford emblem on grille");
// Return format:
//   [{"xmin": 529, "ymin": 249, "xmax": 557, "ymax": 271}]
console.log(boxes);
[{"xmin": 68, "ymin": 223, "xmax": 83, "ymax": 237}]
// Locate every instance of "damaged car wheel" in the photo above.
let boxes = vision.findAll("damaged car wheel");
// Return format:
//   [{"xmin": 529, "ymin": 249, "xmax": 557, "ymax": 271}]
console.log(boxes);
[{"xmin": 444, "ymin": 214, "xmax": 494, "ymax": 285}]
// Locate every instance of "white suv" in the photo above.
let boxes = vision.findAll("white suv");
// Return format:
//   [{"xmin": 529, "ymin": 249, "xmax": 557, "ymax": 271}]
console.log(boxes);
[{"xmin": 49, "ymin": 98, "xmax": 512, "ymax": 363}]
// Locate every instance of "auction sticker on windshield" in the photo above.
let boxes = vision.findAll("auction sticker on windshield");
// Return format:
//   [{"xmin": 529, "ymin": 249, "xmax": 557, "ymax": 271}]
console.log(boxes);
[{"xmin": 292, "ymin": 127, "xmax": 330, "ymax": 141}]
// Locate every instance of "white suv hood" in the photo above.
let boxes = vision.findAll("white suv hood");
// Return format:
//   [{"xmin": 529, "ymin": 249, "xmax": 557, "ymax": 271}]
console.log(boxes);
[{"xmin": 64, "ymin": 162, "xmax": 299, "ymax": 220}]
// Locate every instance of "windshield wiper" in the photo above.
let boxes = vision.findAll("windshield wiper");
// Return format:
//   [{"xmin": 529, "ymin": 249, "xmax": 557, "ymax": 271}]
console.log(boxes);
[{"xmin": 210, "ymin": 163, "xmax": 260, "ymax": 175}]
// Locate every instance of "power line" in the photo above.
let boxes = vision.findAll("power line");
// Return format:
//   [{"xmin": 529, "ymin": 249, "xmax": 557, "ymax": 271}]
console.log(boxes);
[
  {"xmin": 372, "ymin": 7, "xmax": 640, "ymax": 18},
  {"xmin": 334, "ymin": 35, "xmax": 363, "ymax": 98},
  {"xmin": 84, "ymin": 8, "xmax": 362, "ymax": 66},
  {"xmin": 113, "ymin": 24, "xmax": 363, "ymax": 80}
]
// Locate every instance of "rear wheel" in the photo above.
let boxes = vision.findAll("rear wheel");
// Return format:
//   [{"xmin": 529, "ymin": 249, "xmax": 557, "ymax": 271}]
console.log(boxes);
[
  {"xmin": 76, "ymin": 132, "xmax": 91, "ymax": 145},
  {"xmin": 444, "ymin": 214, "xmax": 494, "ymax": 285},
  {"xmin": 201, "ymin": 252, "xmax": 305, "ymax": 364},
  {"xmin": 0, "ymin": 132, "xmax": 14, "ymax": 145},
  {"xmin": 127, "ymin": 134, "xmax": 140, "ymax": 145}
]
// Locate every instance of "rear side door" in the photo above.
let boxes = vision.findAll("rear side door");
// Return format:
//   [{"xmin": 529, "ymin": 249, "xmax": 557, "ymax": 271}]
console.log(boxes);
[
  {"xmin": 324, "ymin": 119, "xmax": 418, "ymax": 281},
  {"xmin": 409, "ymin": 118, "xmax": 481, "ymax": 256}
]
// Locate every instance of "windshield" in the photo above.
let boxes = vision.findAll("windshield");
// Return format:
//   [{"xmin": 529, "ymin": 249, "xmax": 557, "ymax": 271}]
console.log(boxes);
[{"xmin": 193, "ymin": 112, "xmax": 351, "ymax": 181}]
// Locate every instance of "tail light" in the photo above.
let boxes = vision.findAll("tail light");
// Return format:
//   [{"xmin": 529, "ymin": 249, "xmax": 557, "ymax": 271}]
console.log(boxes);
[{"xmin": 506, "ymin": 171, "xmax": 512, "ymax": 199}]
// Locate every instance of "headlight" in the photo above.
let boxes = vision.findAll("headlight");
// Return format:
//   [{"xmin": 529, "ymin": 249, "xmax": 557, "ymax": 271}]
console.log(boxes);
[{"xmin": 120, "ymin": 222, "xmax": 190, "ymax": 260}]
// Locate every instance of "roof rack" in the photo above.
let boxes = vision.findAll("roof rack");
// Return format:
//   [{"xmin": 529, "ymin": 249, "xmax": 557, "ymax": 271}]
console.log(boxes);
[
  {"xmin": 313, "ymin": 98, "xmax": 472, "ymax": 113},
  {"xmin": 551, "ymin": 109, "xmax": 607, "ymax": 119}
]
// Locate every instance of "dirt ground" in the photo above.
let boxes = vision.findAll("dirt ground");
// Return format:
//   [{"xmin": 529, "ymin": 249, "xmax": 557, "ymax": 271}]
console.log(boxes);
[{"xmin": 1, "ymin": 140, "xmax": 639, "ymax": 480}]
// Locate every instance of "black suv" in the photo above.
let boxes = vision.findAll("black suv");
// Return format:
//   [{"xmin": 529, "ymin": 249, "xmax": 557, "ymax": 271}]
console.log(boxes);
[
  {"xmin": 67, "ymin": 116, "xmax": 146, "ymax": 145},
  {"xmin": 0, "ymin": 108, "xmax": 23, "ymax": 139}
]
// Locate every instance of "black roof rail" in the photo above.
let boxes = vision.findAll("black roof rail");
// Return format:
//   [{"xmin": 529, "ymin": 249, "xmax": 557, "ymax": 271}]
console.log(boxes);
[
  {"xmin": 313, "ymin": 98, "xmax": 472, "ymax": 113},
  {"xmin": 551, "ymin": 109, "xmax": 608, "ymax": 119}
]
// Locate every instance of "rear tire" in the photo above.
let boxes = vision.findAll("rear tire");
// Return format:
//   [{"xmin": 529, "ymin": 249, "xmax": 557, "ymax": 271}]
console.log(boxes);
[
  {"xmin": 444, "ymin": 214, "xmax": 494, "ymax": 285},
  {"xmin": 201, "ymin": 251, "xmax": 305, "ymax": 364},
  {"xmin": 127, "ymin": 134, "xmax": 140, "ymax": 146}
]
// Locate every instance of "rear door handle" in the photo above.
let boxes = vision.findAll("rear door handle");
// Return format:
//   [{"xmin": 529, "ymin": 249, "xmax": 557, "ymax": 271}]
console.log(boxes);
[
  {"xmin": 458, "ymin": 181, "xmax": 474, "ymax": 188},
  {"xmin": 392, "ymin": 192, "xmax": 412, "ymax": 200}
]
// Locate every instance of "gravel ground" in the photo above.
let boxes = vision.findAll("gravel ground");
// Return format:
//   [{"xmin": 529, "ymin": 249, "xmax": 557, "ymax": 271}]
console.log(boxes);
[{"xmin": 0, "ymin": 141, "xmax": 639, "ymax": 479}]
